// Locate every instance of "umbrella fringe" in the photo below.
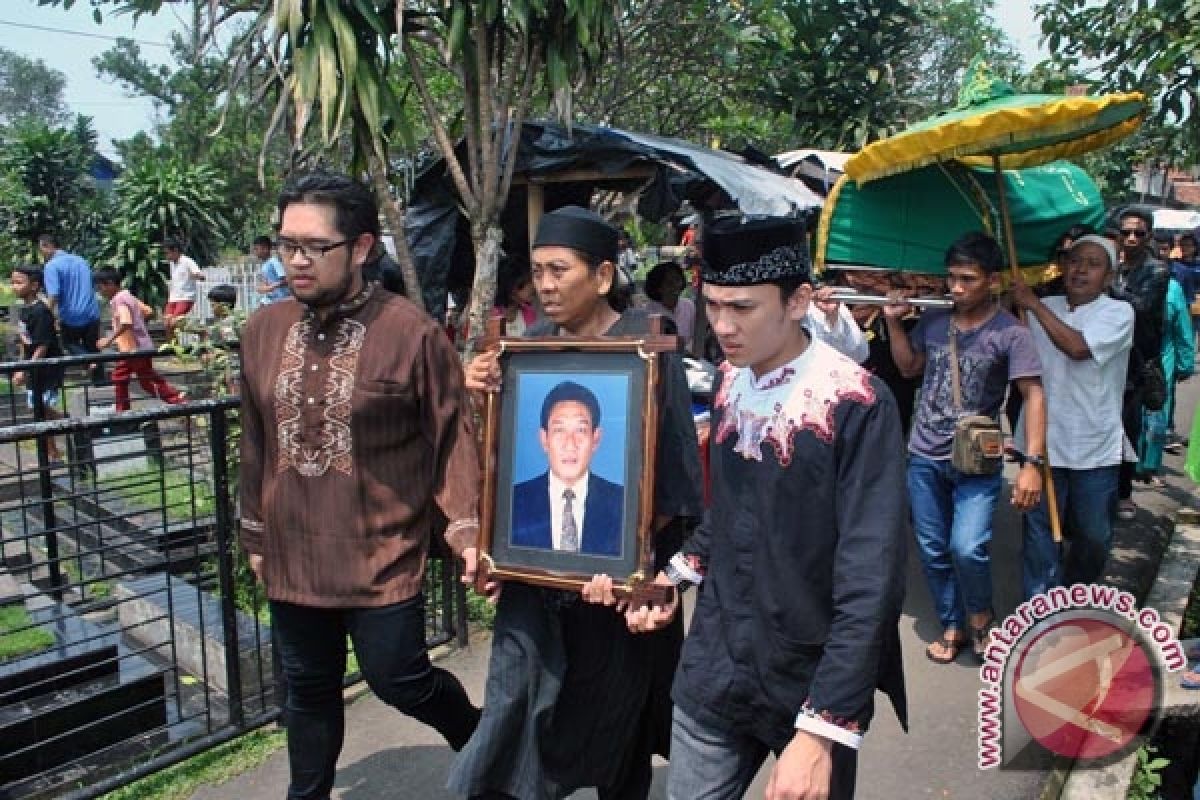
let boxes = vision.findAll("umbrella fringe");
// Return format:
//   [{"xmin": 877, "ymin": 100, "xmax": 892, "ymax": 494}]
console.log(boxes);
[{"xmin": 848, "ymin": 94, "xmax": 1147, "ymax": 186}]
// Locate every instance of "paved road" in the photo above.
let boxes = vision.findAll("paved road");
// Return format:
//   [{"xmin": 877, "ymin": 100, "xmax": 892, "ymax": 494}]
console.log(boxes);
[{"xmin": 197, "ymin": 379, "xmax": 1198, "ymax": 800}]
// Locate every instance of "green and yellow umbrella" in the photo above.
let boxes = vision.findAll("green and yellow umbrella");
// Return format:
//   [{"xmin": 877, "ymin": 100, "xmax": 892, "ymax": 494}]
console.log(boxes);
[
  {"xmin": 815, "ymin": 160, "xmax": 1106, "ymax": 286},
  {"xmin": 840, "ymin": 58, "xmax": 1145, "ymax": 295},
  {"xmin": 844, "ymin": 61, "xmax": 1147, "ymax": 186}
]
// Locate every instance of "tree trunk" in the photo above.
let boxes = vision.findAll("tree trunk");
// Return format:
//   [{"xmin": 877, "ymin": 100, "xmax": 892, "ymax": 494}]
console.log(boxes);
[
  {"xmin": 463, "ymin": 223, "xmax": 503, "ymax": 360},
  {"xmin": 366, "ymin": 156, "xmax": 426, "ymax": 312}
]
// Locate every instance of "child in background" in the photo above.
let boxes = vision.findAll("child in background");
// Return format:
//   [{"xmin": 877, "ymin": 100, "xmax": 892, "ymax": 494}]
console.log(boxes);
[
  {"xmin": 93, "ymin": 267, "xmax": 187, "ymax": 411},
  {"xmin": 12, "ymin": 265, "xmax": 65, "ymax": 461},
  {"xmin": 206, "ymin": 284, "xmax": 242, "ymax": 346}
]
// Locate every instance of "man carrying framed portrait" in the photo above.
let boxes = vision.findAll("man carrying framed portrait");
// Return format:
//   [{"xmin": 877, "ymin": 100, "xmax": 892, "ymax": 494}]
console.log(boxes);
[
  {"xmin": 607, "ymin": 215, "xmax": 909, "ymax": 800},
  {"xmin": 452, "ymin": 205, "xmax": 703, "ymax": 800}
]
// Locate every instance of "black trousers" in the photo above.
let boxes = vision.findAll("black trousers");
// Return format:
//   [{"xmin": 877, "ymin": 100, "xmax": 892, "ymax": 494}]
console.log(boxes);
[
  {"xmin": 59, "ymin": 319, "xmax": 106, "ymax": 384},
  {"xmin": 1118, "ymin": 387, "xmax": 1143, "ymax": 500},
  {"xmin": 271, "ymin": 595, "xmax": 480, "ymax": 800}
]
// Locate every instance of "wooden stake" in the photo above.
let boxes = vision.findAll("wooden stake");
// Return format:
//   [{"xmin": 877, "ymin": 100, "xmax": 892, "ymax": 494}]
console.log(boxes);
[{"xmin": 992, "ymin": 153, "xmax": 1062, "ymax": 544}]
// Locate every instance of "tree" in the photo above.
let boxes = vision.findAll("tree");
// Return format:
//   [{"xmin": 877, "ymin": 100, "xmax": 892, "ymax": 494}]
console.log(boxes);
[
  {"xmin": 92, "ymin": 21, "xmax": 289, "ymax": 248},
  {"xmin": 1034, "ymin": 0, "xmax": 1199, "ymax": 166},
  {"xmin": 99, "ymin": 156, "xmax": 228, "ymax": 305},
  {"xmin": 752, "ymin": 0, "xmax": 930, "ymax": 150},
  {"xmin": 0, "ymin": 116, "xmax": 102, "ymax": 262},
  {"xmin": 260, "ymin": 0, "xmax": 618, "ymax": 340},
  {"xmin": 568, "ymin": 2, "xmax": 772, "ymax": 144},
  {"xmin": 0, "ymin": 47, "xmax": 71, "ymax": 128},
  {"xmin": 912, "ymin": 0, "xmax": 1022, "ymax": 114}
]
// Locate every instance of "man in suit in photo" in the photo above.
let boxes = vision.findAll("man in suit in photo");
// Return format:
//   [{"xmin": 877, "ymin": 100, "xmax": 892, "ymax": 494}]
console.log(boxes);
[{"xmin": 511, "ymin": 380, "xmax": 625, "ymax": 557}]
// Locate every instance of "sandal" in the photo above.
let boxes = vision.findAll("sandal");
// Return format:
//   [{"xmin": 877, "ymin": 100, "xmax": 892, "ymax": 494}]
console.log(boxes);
[
  {"xmin": 971, "ymin": 616, "xmax": 998, "ymax": 659},
  {"xmin": 926, "ymin": 632, "xmax": 967, "ymax": 664}
]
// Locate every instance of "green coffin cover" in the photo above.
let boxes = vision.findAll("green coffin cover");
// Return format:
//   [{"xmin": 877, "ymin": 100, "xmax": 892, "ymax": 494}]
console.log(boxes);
[{"xmin": 818, "ymin": 160, "xmax": 1104, "ymax": 275}]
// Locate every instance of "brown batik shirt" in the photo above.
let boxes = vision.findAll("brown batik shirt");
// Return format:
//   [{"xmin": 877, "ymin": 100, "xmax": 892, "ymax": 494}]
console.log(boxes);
[{"xmin": 238, "ymin": 284, "xmax": 480, "ymax": 608}]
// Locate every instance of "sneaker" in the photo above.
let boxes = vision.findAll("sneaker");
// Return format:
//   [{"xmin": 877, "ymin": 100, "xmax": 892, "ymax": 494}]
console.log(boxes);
[
  {"xmin": 1165, "ymin": 441, "xmax": 1184, "ymax": 455},
  {"xmin": 1117, "ymin": 499, "xmax": 1137, "ymax": 521}
]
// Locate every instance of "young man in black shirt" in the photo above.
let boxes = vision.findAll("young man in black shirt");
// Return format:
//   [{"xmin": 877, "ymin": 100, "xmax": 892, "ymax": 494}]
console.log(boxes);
[{"xmin": 12, "ymin": 265, "xmax": 66, "ymax": 461}]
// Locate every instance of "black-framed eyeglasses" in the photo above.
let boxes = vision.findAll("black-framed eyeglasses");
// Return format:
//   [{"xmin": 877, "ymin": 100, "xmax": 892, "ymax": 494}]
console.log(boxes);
[
  {"xmin": 1118, "ymin": 228, "xmax": 1149, "ymax": 239},
  {"xmin": 277, "ymin": 238, "xmax": 352, "ymax": 261}
]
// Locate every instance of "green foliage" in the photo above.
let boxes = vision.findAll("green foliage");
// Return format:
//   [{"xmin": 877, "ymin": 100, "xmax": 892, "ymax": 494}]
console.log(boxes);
[
  {"xmin": 466, "ymin": 588, "xmax": 496, "ymax": 629},
  {"xmin": 0, "ymin": 46, "xmax": 70, "ymax": 128},
  {"xmin": 162, "ymin": 310, "xmax": 245, "ymax": 398},
  {"xmin": 99, "ymin": 157, "xmax": 228, "ymax": 306},
  {"xmin": 1127, "ymin": 744, "xmax": 1169, "ymax": 800},
  {"xmin": 0, "ymin": 603, "xmax": 56, "ymax": 661},
  {"xmin": 1071, "ymin": 122, "xmax": 1184, "ymax": 206},
  {"xmin": 98, "ymin": 727, "xmax": 286, "ymax": 800},
  {"xmin": 104, "ymin": 464, "xmax": 216, "ymax": 523},
  {"xmin": 752, "ymin": 0, "xmax": 929, "ymax": 149},
  {"xmin": 59, "ymin": 557, "xmax": 113, "ymax": 602},
  {"xmin": 1035, "ymin": 0, "xmax": 1200, "ymax": 167},
  {"xmin": 93, "ymin": 34, "xmax": 285, "ymax": 247},
  {"xmin": 0, "ymin": 116, "xmax": 105, "ymax": 262},
  {"xmin": 1180, "ymin": 566, "xmax": 1200, "ymax": 640},
  {"xmin": 913, "ymin": 0, "xmax": 1022, "ymax": 112}
]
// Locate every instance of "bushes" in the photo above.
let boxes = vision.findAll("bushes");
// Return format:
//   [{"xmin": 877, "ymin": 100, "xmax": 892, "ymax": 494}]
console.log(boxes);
[{"xmin": 98, "ymin": 158, "xmax": 228, "ymax": 307}]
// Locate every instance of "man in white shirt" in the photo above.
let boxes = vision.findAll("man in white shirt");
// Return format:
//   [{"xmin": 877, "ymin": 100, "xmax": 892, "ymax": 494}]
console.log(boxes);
[
  {"xmin": 163, "ymin": 238, "xmax": 205, "ymax": 340},
  {"xmin": 808, "ymin": 288, "xmax": 869, "ymax": 363},
  {"xmin": 1012, "ymin": 234, "xmax": 1134, "ymax": 597}
]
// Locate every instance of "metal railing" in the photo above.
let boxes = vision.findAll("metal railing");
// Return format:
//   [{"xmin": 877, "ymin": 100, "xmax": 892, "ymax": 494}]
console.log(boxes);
[{"xmin": 0, "ymin": 353, "xmax": 466, "ymax": 800}]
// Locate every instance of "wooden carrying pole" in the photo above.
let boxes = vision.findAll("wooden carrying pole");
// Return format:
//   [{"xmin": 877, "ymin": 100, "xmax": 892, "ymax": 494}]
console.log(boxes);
[{"xmin": 992, "ymin": 154, "xmax": 1062, "ymax": 543}]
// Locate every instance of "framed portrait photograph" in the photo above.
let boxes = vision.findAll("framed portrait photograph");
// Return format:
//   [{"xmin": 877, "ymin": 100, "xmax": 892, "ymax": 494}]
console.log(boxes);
[{"xmin": 479, "ymin": 334, "xmax": 673, "ymax": 601}]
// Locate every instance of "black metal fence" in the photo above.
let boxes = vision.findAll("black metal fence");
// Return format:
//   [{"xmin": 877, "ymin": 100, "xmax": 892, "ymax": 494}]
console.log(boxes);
[{"xmin": 0, "ymin": 352, "xmax": 466, "ymax": 800}]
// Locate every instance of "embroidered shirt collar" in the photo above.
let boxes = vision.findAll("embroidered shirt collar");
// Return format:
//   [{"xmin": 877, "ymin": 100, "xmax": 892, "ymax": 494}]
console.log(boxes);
[
  {"xmin": 748, "ymin": 344, "xmax": 816, "ymax": 391},
  {"xmin": 303, "ymin": 282, "xmax": 376, "ymax": 328},
  {"xmin": 714, "ymin": 338, "xmax": 875, "ymax": 463}
]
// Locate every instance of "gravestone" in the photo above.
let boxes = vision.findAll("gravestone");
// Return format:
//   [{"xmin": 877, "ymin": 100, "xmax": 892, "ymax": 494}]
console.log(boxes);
[
  {"xmin": 0, "ymin": 590, "xmax": 166, "ymax": 783},
  {"xmin": 0, "ymin": 572, "xmax": 19, "ymax": 606},
  {"xmin": 115, "ymin": 573, "xmax": 271, "ymax": 697},
  {"xmin": 68, "ymin": 419, "xmax": 165, "ymax": 484}
]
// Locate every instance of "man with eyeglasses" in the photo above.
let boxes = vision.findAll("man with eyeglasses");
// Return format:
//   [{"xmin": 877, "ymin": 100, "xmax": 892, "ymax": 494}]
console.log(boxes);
[
  {"xmin": 237, "ymin": 171, "xmax": 484, "ymax": 800},
  {"xmin": 1110, "ymin": 208, "xmax": 1170, "ymax": 520}
]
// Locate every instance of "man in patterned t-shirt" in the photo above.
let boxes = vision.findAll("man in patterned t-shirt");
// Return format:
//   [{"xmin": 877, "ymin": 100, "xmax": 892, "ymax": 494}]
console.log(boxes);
[{"xmin": 884, "ymin": 231, "xmax": 1046, "ymax": 665}]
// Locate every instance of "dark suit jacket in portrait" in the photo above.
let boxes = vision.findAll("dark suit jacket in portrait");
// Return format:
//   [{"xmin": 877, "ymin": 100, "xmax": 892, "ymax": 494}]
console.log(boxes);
[{"xmin": 510, "ymin": 471, "xmax": 624, "ymax": 557}]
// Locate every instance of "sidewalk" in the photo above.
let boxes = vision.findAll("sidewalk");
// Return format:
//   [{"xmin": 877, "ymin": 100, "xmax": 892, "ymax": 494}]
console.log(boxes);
[{"xmin": 195, "ymin": 382, "xmax": 1198, "ymax": 800}]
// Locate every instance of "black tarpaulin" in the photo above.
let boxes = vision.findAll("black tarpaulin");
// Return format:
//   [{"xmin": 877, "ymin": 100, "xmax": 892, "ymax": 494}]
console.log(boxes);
[{"xmin": 405, "ymin": 120, "xmax": 823, "ymax": 316}]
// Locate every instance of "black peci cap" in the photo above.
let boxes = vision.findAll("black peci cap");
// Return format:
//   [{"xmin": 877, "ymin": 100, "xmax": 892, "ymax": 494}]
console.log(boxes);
[
  {"xmin": 532, "ymin": 206, "xmax": 619, "ymax": 264},
  {"xmin": 701, "ymin": 215, "xmax": 810, "ymax": 286}
]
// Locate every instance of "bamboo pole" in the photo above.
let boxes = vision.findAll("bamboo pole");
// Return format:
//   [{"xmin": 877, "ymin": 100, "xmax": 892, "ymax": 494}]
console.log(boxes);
[{"xmin": 992, "ymin": 153, "xmax": 1062, "ymax": 543}]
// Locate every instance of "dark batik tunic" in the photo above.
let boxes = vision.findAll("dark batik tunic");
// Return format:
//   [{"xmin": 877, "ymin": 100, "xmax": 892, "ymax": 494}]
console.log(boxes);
[
  {"xmin": 448, "ymin": 309, "xmax": 703, "ymax": 799},
  {"xmin": 671, "ymin": 338, "xmax": 909, "ymax": 753}
]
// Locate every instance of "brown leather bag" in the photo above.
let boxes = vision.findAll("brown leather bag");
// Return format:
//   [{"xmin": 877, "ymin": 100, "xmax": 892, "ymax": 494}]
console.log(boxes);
[{"xmin": 948, "ymin": 326, "xmax": 1004, "ymax": 475}]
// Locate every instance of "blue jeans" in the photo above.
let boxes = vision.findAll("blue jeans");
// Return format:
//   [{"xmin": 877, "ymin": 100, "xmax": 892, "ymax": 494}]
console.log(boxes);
[
  {"xmin": 271, "ymin": 596, "xmax": 479, "ymax": 800},
  {"xmin": 1022, "ymin": 465, "xmax": 1120, "ymax": 597},
  {"xmin": 666, "ymin": 708, "xmax": 857, "ymax": 800},
  {"xmin": 907, "ymin": 454, "xmax": 1002, "ymax": 631}
]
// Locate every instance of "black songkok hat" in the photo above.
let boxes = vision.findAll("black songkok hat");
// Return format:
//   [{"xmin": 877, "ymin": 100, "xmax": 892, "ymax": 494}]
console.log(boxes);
[
  {"xmin": 702, "ymin": 216, "xmax": 811, "ymax": 286},
  {"xmin": 532, "ymin": 206, "xmax": 618, "ymax": 264}
]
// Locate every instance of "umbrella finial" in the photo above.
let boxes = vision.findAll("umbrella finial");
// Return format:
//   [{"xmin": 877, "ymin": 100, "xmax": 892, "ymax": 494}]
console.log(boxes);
[{"xmin": 956, "ymin": 55, "xmax": 1015, "ymax": 110}]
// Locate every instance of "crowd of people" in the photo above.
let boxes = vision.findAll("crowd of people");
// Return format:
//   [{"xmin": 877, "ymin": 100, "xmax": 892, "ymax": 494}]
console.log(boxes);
[
  {"xmin": 10, "ymin": 168, "xmax": 1200, "ymax": 799},
  {"xmin": 10, "ymin": 221, "xmax": 297, "ymax": 425}
]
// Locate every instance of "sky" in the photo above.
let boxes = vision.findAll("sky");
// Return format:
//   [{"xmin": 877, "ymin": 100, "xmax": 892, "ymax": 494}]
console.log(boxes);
[
  {"xmin": 4, "ymin": 0, "xmax": 1051, "ymax": 160},
  {"xmin": 3, "ymin": 2, "xmax": 183, "ymax": 156}
]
